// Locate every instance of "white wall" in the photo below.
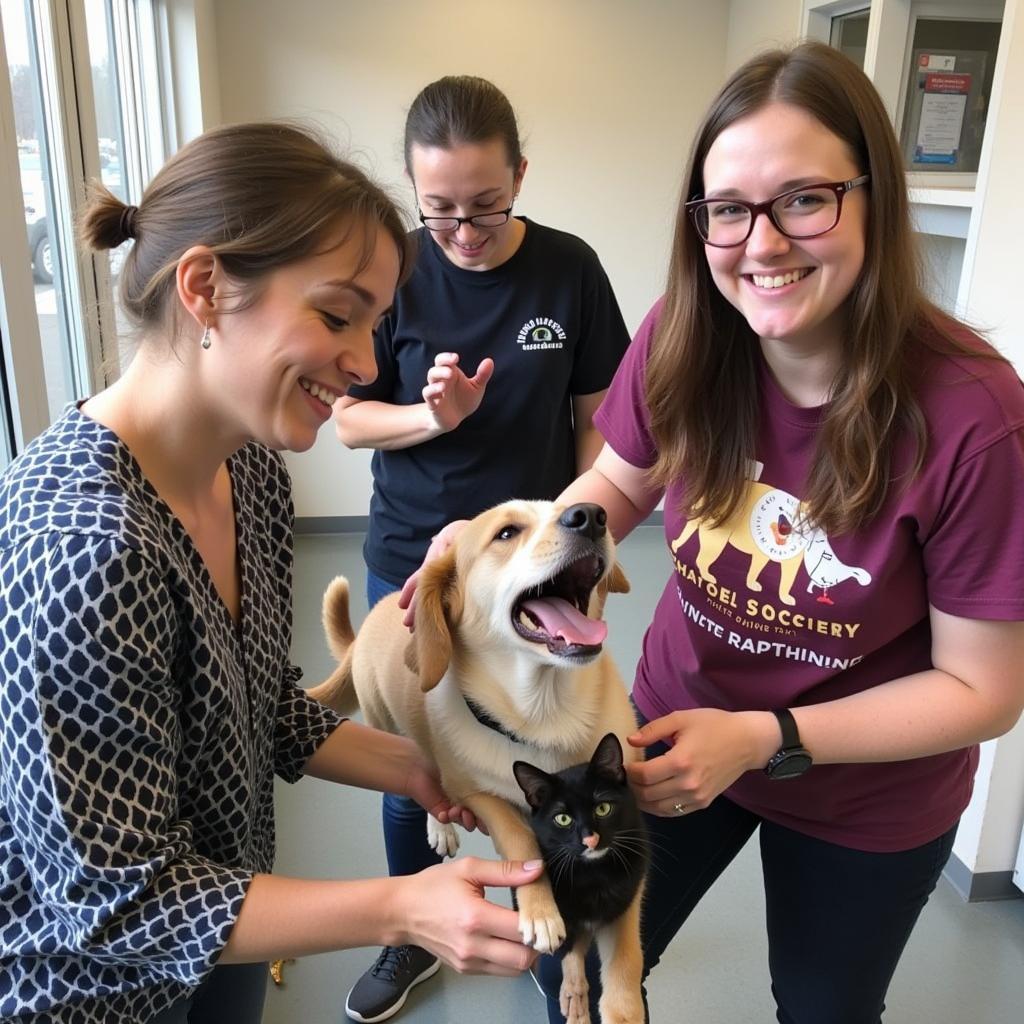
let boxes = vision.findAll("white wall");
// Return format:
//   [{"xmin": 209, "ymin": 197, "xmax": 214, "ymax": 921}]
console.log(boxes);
[{"xmin": 208, "ymin": 0, "xmax": 731, "ymax": 516}]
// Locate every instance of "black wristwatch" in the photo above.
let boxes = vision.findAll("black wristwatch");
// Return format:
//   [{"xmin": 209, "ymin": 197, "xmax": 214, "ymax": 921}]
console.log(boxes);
[{"xmin": 764, "ymin": 708, "xmax": 812, "ymax": 780}]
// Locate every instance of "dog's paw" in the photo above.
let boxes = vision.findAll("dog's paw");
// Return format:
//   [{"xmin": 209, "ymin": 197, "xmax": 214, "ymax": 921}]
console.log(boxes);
[
  {"xmin": 560, "ymin": 967, "xmax": 590, "ymax": 1024},
  {"xmin": 519, "ymin": 908, "xmax": 565, "ymax": 954},
  {"xmin": 598, "ymin": 990, "xmax": 645, "ymax": 1024},
  {"xmin": 426, "ymin": 818, "xmax": 459, "ymax": 858},
  {"xmin": 515, "ymin": 884, "xmax": 566, "ymax": 953}
]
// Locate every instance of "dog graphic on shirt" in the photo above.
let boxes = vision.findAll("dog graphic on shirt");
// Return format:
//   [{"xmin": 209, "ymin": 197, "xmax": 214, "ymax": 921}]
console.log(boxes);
[{"xmin": 671, "ymin": 482, "xmax": 871, "ymax": 606}]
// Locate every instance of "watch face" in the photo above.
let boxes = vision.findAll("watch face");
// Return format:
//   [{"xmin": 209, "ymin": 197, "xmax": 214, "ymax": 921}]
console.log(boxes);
[{"xmin": 767, "ymin": 750, "xmax": 812, "ymax": 780}]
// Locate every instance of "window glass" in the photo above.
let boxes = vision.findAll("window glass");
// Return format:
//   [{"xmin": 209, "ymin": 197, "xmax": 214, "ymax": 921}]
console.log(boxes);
[
  {"xmin": 899, "ymin": 17, "xmax": 1002, "ymax": 174},
  {"xmin": 3, "ymin": 0, "xmax": 82, "ymax": 419},
  {"xmin": 830, "ymin": 9, "xmax": 870, "ymax": 69},
  {"xmin": 84, "ymin": 0, "xmax": 133, "ymax": 319}
]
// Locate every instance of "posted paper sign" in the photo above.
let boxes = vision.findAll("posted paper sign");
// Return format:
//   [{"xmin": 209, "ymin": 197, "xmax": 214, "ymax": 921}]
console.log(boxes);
[
  {"xmin": 914, "ymin": 72, "xmax": 970, "ymax": 165},
  {"xmin": 918, "ymin": 53, "xmax": 957, "ymax": 72}
]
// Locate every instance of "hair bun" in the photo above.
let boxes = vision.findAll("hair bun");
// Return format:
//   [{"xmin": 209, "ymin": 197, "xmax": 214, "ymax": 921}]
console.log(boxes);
[{"xmin": 118, "ymin": 204, "xmax": 139, "ymax": 242}]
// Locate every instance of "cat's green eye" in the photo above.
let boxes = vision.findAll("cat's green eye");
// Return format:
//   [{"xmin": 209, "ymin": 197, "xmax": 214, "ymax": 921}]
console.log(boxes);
[
  {"xmin": 595, "ymin": 801, "xmax": 612, "ymax": 818},
  {"xmin": 554, "ymin": 812, "xmax": 573, "ymax": 828}
]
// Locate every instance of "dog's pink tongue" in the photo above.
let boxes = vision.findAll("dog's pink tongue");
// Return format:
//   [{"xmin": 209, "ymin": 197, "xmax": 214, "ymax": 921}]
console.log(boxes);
[{"xmin": 521, "ymin": 597, "xmax": 608, "ymax": 646}]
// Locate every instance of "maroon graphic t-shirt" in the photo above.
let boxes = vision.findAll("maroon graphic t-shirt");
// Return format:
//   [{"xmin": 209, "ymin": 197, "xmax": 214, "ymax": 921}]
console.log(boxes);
[{"xmin": 596, "ymin": 300, "xmax": 1024, "ymax": 852}]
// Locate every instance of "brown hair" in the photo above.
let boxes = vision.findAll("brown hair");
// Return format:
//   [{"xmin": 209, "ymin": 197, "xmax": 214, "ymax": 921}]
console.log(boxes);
[
  {"xmin": 403, "ymin": 75, "xmax": 523, "ymax": 172},
  {"xmin": 648, "ymin": 40, "xmax": 979, "ymax": 535},
  {"xmin": 79, "ymin": 121, "xmax": 411, "ymax": 337}
]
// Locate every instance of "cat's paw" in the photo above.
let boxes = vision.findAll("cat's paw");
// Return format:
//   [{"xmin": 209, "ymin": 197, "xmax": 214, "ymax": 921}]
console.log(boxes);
[
  {"xmin": 426, "ymin": 818, "xmax": 459, "ymax": 858},
  {"xmin": 515, "ymin": 883, "xmax": 566, "ymax": 953},
  {"xmin": 560, "ymin": 966, "xmax": 590, "ymax": 1024}
]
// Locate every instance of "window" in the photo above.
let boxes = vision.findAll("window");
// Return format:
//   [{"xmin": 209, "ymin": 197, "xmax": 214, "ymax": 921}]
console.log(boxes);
[
  {"xmin": 898, "ymin": 14, "xmax": 1002, "ymax": 175},
  {"xmin": 829, "ymin": 8, "xmax": 870, "ymax": 69},
  {"xmin": 0, "ymin": 0, "xmax": 168, "ymax": 457},
  {"xmin": 2, "ymin": 0, "xmax": 85, "ymax": 420}
]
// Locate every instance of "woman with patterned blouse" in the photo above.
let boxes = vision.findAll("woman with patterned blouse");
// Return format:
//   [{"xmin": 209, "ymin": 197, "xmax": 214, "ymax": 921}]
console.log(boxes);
[{"xmin": 0, "ymin": 122, "xmax": 543, "ymax": 1024}]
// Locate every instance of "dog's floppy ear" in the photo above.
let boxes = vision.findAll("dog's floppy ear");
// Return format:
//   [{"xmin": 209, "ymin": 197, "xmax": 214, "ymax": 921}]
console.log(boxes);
[
  {"xmin": 592, "ymin": 560, "xmax": 631, "ymax": 616},
  {"xmin": 404, "ymin": 550, "xmax": 463, "ymax": 692},
  {"xmin": 605, "ymin": 562, "xmax": 631, "ymax": 595}
]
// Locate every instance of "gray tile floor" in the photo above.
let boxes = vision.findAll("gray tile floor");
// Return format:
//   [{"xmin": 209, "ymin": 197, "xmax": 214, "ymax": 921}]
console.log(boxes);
[{"xmin": 266, "ymin": 527, "xmax": 1024, "ymax": 1023}]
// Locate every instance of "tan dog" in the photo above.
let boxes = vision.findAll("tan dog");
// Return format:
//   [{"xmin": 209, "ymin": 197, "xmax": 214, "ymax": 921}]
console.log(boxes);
[{"xmin": 309, "ymin": 500, "xmax": 645, "ymax": 1024}]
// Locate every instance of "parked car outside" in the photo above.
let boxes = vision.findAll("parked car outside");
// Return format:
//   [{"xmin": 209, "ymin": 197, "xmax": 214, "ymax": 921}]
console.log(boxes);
[
  {"xmin": 20, "ymin": 151, "xmax": 52, "ymax": 285},
  {"xmin": 19, "ymin": 144, "xmax": 124, "ymax": 286}
]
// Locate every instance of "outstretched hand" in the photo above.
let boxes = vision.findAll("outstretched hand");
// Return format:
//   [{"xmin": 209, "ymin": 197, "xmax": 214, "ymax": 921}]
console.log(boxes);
[
  {"xmin": 423, "ymin": 352, "xmax": 495, "ymax": 433},
  {"xmin": 396, "ymin": 857, "xmax": 544, "ymax": 975}
]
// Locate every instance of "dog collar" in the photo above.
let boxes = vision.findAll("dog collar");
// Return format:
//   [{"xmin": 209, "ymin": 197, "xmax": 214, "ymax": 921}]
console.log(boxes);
[{"xmin": 464, "ymin": 696, "xmax": 523, "ymax": 744}]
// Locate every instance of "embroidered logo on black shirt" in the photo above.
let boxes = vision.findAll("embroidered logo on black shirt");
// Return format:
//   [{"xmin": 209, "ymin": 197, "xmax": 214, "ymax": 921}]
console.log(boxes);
[{"xmin": 517, "ymin": 316, "xmax": 567, "ymax": 350}]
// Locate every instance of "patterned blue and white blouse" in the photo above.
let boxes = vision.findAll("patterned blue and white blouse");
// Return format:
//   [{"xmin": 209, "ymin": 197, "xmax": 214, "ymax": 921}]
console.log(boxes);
[{"xmin": 0, "ymin": 406, "xmax": 342, "ymax": 1023}]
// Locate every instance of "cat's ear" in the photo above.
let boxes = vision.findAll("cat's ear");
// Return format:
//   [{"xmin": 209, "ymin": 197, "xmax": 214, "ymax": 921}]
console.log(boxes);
[
  {"xmin": 513, "ymin": 760, "xmax": 553, "ymax": 810},
  {"xmin": 590, "ymin": 732, "xmax": 626, "ymax": 785}
]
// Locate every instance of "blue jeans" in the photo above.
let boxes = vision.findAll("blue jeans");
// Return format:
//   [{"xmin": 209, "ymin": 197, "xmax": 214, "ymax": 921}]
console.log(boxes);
[
  {"xmin": 534, "ymin": 730, "xmax": 958, "ymax": 1024},
  {"xmin": 366, "ymin": 569, "xmax": 445, "ymax": 879},
  {"xmin": 366, "ymin": 568, "xmax": 402, "ymax": 612}
]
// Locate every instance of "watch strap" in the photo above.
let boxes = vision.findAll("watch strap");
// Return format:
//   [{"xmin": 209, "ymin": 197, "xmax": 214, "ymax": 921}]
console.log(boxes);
[{"xmin": 772, "ymin": 708, "xmax": 801, "ymax": 750}]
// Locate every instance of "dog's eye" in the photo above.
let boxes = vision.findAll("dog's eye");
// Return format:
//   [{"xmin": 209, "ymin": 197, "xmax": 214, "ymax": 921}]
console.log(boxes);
[
  {"xmin": 553, "ymin": 813, "xmax": 573, "ymax": 828},
  {"xmin": 493, "ymin": 524, "xmax": 522, "ymax": 542},
  {"xmin": 594, "ymin": 801, "xmax": 612, "ymax": 818}
]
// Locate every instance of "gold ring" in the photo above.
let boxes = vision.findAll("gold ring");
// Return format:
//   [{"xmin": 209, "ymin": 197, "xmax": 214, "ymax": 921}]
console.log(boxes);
[{"xmin": 672, "ymin": 802, "xmax": 686, "ymax": 815}]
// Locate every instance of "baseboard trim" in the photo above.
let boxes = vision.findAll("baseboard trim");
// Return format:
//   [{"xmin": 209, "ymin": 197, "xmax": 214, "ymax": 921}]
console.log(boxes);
[
  {"xmin": 295, "ymin": 515, "xmax": 369, "ymax": 534},
  {"xmin": 295, "ymin": 510, "xmax": 665, "ymax": 535},
  {"xmin": 944, "ymin": 853, "xmax": 1023, "ymax": 902}
]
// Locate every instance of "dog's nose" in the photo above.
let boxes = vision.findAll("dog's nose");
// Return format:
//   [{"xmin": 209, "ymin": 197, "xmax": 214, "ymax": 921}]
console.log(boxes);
[{"xmin": 559, "ymin": 503, "xmax": 607, "ymax": 541}]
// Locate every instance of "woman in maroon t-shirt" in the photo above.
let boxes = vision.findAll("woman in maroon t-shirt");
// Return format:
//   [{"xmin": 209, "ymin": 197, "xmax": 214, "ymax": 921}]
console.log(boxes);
[{"xmin": 538, "ymin": 40, "xmax": 1024, "ymax": 1024}]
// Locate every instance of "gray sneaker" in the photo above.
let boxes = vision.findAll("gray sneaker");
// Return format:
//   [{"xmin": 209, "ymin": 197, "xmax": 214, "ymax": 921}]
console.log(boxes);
[{"xmin": 344, "ymin": 945, "xmax": 441, "ymax": 1022}]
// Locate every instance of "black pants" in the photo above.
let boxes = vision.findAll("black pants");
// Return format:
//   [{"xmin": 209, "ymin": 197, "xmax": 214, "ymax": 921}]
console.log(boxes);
[
  {"xmin": 535, "ymin": 792, "xmax": 957, "ymax": 1023},
  {"xmin": 148, "ymin": 962, "xmax": 268, "ymax": 1024}
]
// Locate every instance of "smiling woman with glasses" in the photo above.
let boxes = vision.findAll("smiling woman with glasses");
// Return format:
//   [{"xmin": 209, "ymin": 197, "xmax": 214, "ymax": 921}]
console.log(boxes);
[
  {"xmin": 522, "ymin": 38, "xmax": 1024, "ymax": 1024},
  {"xmin": 331, "ymin": 75, "xmax": 630, "ymax": 1024}
]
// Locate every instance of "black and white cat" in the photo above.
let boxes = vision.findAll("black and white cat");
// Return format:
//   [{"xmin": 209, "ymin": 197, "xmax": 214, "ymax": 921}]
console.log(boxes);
[{"xmin": 514, "ymin": 733, "xmax": 648, "ymax": 1024}]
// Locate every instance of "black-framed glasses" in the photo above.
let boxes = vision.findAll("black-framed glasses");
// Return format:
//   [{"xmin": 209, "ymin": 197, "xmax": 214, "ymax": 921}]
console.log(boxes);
[
  {"xmin": 685, "ymin": 175, "xmax": 870, "ymax": 247},
  {"xmin": 418, "ymin": 197, "xmax": 516, "ymax": 233}
]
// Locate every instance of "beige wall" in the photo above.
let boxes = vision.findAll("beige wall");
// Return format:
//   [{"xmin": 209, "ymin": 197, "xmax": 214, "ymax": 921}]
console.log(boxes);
[
  {"xmin": 725, "ymin": 0, "xmax": 803, "ymax": 72},
  {"xmin": 208, "ymin": 0, "xmax": 732, "ymax": 516}
]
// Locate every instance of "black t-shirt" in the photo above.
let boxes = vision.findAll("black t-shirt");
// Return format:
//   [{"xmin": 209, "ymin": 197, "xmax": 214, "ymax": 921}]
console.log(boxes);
[{"xmin": 349, "ymin": 218, "xmax": 630, "ymax": 584}]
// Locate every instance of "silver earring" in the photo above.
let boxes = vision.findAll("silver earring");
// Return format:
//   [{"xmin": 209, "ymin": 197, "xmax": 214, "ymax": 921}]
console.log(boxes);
[{"xmin": 201, "ymin": 322, "xmax": 212, "ymax": 349}]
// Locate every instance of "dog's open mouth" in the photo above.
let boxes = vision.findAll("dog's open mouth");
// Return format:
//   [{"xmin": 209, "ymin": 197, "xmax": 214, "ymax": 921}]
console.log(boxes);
[{"xmin": 512, "ymin": 553, "xmax": 608, "ymax": 658}]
